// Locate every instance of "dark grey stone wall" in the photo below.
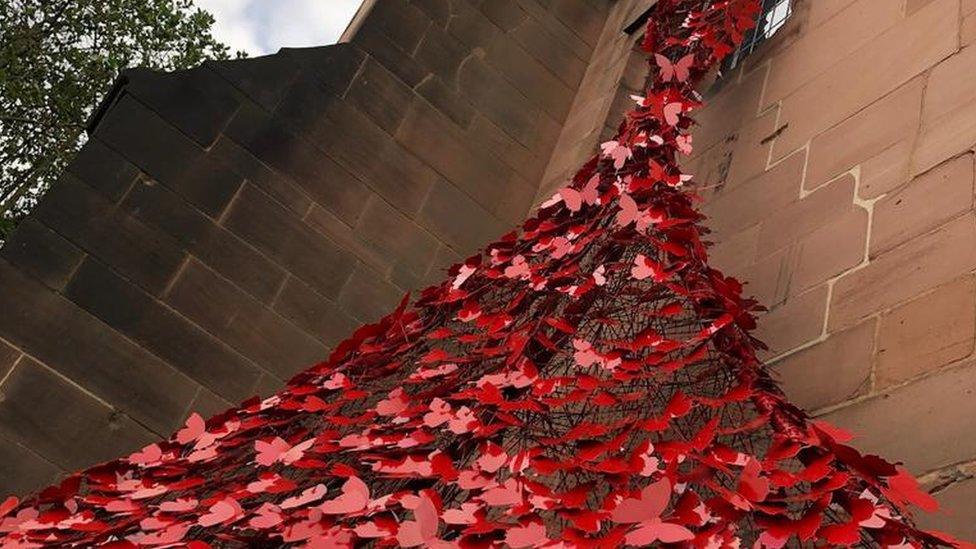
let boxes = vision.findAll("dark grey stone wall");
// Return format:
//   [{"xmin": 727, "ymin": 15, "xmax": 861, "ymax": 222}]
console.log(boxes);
[{"xmin": 0, "ymin": 0, "xmax": 615, "ymax": 493}]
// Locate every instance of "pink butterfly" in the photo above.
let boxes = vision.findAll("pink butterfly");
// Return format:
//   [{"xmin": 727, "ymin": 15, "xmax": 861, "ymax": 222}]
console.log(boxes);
[
  {"xmin": 320, "ymin": 476, "xmax": 369, "ymax": 515},
  {"xmin": 655, "ymin": 53, "xmax": 694, "ymax": 82}
]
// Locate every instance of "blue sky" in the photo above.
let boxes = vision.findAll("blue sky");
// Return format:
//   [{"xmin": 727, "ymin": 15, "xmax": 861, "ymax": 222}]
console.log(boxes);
[{"xmin": 195, "ymin": 0, "xmax": 364, "ymax": 56}]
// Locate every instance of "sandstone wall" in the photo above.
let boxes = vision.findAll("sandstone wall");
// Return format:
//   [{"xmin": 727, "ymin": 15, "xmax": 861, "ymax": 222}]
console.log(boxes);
[
  {"xmin": 689, "ymin": 0, "xmax": 976, "ymax": 536},
  {"xmin": 0, "ymin": 0, "xmax": 612, "ymax": 493}
]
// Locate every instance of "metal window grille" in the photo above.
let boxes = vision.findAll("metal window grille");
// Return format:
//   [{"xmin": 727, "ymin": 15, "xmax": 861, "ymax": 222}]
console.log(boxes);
[{"xmin": 723, "ymin": 0, "xmax": 792, "ymax": 70}]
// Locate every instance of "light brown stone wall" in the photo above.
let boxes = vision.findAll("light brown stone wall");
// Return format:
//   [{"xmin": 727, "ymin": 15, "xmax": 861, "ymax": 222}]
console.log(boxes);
[{"xmin": 689, "ymin": 0, "xmax": 976, "ymax": 537}]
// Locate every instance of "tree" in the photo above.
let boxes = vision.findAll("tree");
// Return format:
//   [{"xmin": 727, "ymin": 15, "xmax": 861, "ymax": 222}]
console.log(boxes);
[{"xmin": 0, "ymin": 0, "xmax": 238, "ymax": 242}]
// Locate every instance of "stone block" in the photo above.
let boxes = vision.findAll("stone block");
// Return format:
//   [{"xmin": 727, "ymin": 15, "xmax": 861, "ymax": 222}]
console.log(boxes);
[
  {"xmin": 0, "ymin": 260, "xmax": 198, "ymax": 434},
  {"xmin": 0, "ymin": 357, "xmax": 156, "ymax": 471},
  {"xmin": 791, "ymin": 207, "xmax": 867, "ymax": 294},
  {"xmin": 478, "ymin": 0, "xmax": 527, "ymax": 31},
  {"xmin": 773, "ymin": 0, "xmax": 958, "ymax": 159},
  {"xmin": 120, "ymin": 178, "xmax": 286, "ymax": 304},
  {"xmin": 823, "ymin": 361, "xmax": 976, "ymax": 473},
  {"xmin": 701, "ymin": 150, "xmax": 804, "ymax": 238},
  {"xmin": 337, "ymin": 264, "xmax": 406, "ymax": 323},
  {"xmin": 356, "ymin": 0, "xmax": 431, "ymax": 55},
  {"xmin": 511, "ymin": 0, "xmax": 592, "ymax": 61},
  {"xmin": 95, "ymin": 95, "xmax": 203, "ymax": 195},
  {"xmin": 123, "ymin": 66, "xmax": 241, "ymax": 147},
  {"xmin": 510, "ymin": 14, "xmax": 588, "ymax": 88},
  {"xmin": 915, "ymin": 44, "xmax": 976, "ymax": 173},
  {"xmin": 773, "ymin": 318, "xmax": 875, "ymax": 411},
  {"xmin": 0, "ymin": 338, "xmax": 20, "ymax": 382},
  {"xmin": 0, "ymin": 218, "xmax": 84, "ymax": 292},
  {"xmin": 65, "ymin": 257, "xmax": 264, "ymax": 402},
  {"xmin": 185, "ymin": 387, "xmax": 235, "ymax": 419},
  {"xmin": 33, "ymin": 174, "xmax": 187, "ymax": 297},
  {"xmin": 221, "ymin": 183, "xmax": 356, "ymax": 299},
  {"xmin": 284, "ymin": 43, "xmax": 367, "ymax": 98},
  {"xmin": 707, "ymin": 224, "xmax": 759, "ymax": 276},
  {"xmin": 918, "ymin": 477, "xmax": 976, "ymax": 539},
  {"xmin": 209, "ymin": 136, "xmax": 312, "ymax": 218},
  {"xmin": 871, "ymin": 155, "xmax": 974, "ymax": 257},
  {"xmin": 66, "ymin": 139, "xmax": 140, "ymax": 203},
  {"xmin": 761, "ymin": 0, "xmax": 903, "ymax": 108},
  {"xmin": 457, "ymin": 55, "xmax": 542, "ymax": 147},
  {"xmin": 356, "ymin": 196, "xmax": 440, "ymax": 277},
  {"xmin": 829, "ymin": 214, "xmax": 976, "ymax": 330},
  {"xmin": 806, "ymin": 77, "xmax": 923, "ymax": 192},
  {"xmin": 303, "ymin": 203, "xmax": 390, "ymax": 276},
  {"xmin": 754, "ymin": 284, "xmax": 829, "ymax": 358},
  {"xmin": 224, "ymin": 102, "xmax": 371, "ymax": 226},
  {"xmin": 273, "ymin": 276, "xmax": 359, "ymax": 346},
  {"xmin": 410, "ymin": 0, "xmax": 450, "ymax": 25},
  {"xmin": 757, "ymin": 173, "xmax": 855, "ymax": 257},
  {"xmin": 415, "ymin": 75, "xmax": 476, "ymax": 127},
  {"xmin": 351, "ymin": 24, "xmax": 429, "ymax": 87},
  {"xmin": 0, "ymin": 434, "xmax": 62, "ymax": 496},
  {"xmin": 725, "ymin": 108, "xmax": 778, "ymax": 188},
  {"xmin": 418, "ymin": 179, "xmax": 505, "ymax": 254},
  {"xmin": 396, "ymin": 100, "xmax": 525, "ymax": 219},
  {"xmin": 484, "ymin": 36, "xmax": 575, "ymax": 121},
  {"xmin": 415, "ymin": 25, "xmax": 470, "ymax": 85},
  {"xmin": 164, "ymin": 258, "xmax": 327, "ymax": 379},
  {"xmin": 877, "ymin": 276, "xmax": 976, "ymax": 387},
  {"xmin": 859, "ymin": 140, "xmax": 913, "ymax": 200},
  {"xmin": 737, "ymin": 245, "xmax": 795, "ymax": 308},
  {"xmin": 344, "ymin": 56, "xmax": 416, "ymax": 133},
  {"xmin": 276, "ymin": 85, "xmax": 437, "ymax": 216},
  {"xmin": 207, "ymin": 52, "xmax": 300, "ymax": 112}
]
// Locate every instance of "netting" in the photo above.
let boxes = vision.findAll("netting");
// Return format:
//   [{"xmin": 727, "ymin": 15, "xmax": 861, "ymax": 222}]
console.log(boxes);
[{"xmin": 1, "ymin": 1, "xmax": 971, "ymax": 547}]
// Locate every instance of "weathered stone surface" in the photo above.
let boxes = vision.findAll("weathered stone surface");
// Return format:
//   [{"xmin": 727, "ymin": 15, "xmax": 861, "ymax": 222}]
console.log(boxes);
[
  {"xmin": 918, "ymin": 477, "xmax": 976, "ymax": 539},
  {"xmin": 757, "ymin": 173, "xmax": 854, "ymax": 257},
  {"xmin": 773, "ymin": 318, "xmax": 875, "ymax": 411},
  {"xmin": 208, "ymin": 53, "xmax": 301, "ymax": 112},
  {"xmin": 806, "ymin": 77, "xmax": 923, "ymax": 193},
  {"xmin": 824, "ymin": 361, "xmax": 976, "ymax": 473},
  {"xmin": 66, "ymin": 139, "xmax": 140, "ymax": 203},
  {"xmin": 123, "ymin": 66, "xmax": 241, "ymax": 147},
  {"xmin": 356, "ymin": 196, "xmax": 440, "ymax": 277},
  {"xmin": 701, "ymin": 150, "xmax": 804, "ymax": 238},
  {"xmin": 272, "ymin": 276, "xmax": 359, "ymax": 346},
  {"xmin": 344, "ymin": 56, "xmax": 416, "ymax": 133},
  {"xmin": 224, "ymin": 102, "xmax": 371, "ymax": 226},
  {"xmin": 791, "ymin": 207, "xmax": 867, "ymax": 294},
  {"xmin": 0, "ymin": 218, "xmax": 85, "ymax": 292},
  {"xmin": 915, "ymin": 44, "xmax": 976, "ymax": 174},
  {"xmin": 209, "ymin": 136, "xmax": 312, "ymax": 218},
  {"xmin": 0, "ymin": 433, "xmax": 62, "ymax": 495},
  {"xmin": 65, "ymin": 257, "xmax": 264, "ymax": 402},
  {"xmin": 0, "ymin": 339, "xmax": 20, "ymax": 382},
  {"xmin": 761, "ymin": 0, "xmax": 904, "ymax": 108},
  {"xmin": 0, "ymin": 260, "xmax": 198, "ymax": 434},
  {"xmin": 773, "ymin": 0, "xmax": 958, "ymax": 158},
  {"xmin": 164, "ymin": 258, "xmax": 327, "ymax": 379},
  {"xmin": 0, "ymin": 356, "xmax": 156, "ymax": 471},
  {"xmin": 877, "ymin": 276, "xmax": 976, "ymax": 387},
  {"xmin": 871, "ymin": 154, "xmax": 974, "ymax": 257},
  {"xmin": 737, "ymin": 246, "xmax": 794, "ymax": 308},
  {"xmin": 418, "ymin": 179, "xmax": 505, "ymax": 254},
  {"xmin": 120, "ymin": 178, "xmax": 286, "ymax": 305},
  {"xmin": 829, "ymin": 214, "xmax": 976, "ymax": 330},
  {"xmin": 755, "ymin": 284, "xmax": 829, "ymax": 357},
  {"xmin": 221, "ymin": 183, "xmax": 356, "ymax": 299},
  {"xmin": 33, "ymin": 175, "xmax": 187, "ymax": 297},
  {"xmin": 337, "ymin": 264, "xmax": 405, "ymax": 323}
]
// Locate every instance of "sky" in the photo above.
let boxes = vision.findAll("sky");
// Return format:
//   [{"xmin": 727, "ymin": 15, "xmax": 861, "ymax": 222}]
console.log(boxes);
[{"xmin": 194, "ymin": 0, "xmax": 364, "ymax": 57}]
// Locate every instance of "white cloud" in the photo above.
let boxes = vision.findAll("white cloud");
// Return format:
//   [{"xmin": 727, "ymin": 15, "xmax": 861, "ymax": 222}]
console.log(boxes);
[{"xmin": 194, "ymin": 0, "xmax": 364, "ymax": 56}]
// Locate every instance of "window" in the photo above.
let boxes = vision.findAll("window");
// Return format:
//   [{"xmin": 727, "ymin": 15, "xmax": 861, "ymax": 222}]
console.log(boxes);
[{"xmin": 723, "ymin": 0, "xmax": 792, "ymax": 70}]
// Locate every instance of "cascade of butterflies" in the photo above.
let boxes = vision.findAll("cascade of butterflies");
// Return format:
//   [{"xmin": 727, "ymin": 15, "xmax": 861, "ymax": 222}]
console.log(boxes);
[{"xmin": 2, "ymin": 0, "xmax": 972, "ymax": 547}]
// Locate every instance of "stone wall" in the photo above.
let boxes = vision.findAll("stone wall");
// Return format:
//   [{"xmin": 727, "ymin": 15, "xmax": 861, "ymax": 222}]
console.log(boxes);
[
  {"xmin": 688, "ymin": 0, "xmax": 976, "ymax": 537},
  {"xmin": 0, "ymin": 0, "xmax": 613, "ymax": 493}
]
